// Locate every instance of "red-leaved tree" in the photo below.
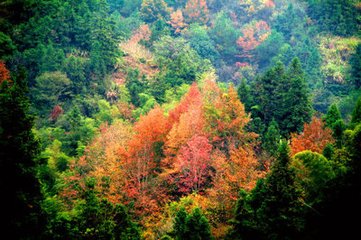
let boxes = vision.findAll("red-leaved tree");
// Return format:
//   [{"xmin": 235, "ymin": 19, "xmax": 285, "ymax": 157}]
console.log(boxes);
[{"xmin": 172, "ymin": 135, "xmax": 212, "ymax": 194}]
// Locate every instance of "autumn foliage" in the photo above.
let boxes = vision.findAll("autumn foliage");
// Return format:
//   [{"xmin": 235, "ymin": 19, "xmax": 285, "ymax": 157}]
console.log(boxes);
[
  {"xmin": 169, "ymin": 9, "xmax": 188, "ymax": 34},
  {"xmin": 184, "ymin": 0, "xmax": 209, "ymax": 24},
  {"xmin": 237, "ymin": 20, "xmax": 271, "ymax": 57},
  {"xmin": 0, "ymin": 60, "xmax": 11, "ymax": 85},
  {"xmin": 290, "ymin": 117, "xmax": 335, "ymax": 155},
  {"xmin": 61, "ymin": 82, "xmax": 265, "ymax": 236}
]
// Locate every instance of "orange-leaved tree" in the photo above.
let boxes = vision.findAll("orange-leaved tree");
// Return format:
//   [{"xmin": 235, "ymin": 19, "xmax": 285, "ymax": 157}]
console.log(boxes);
[
  {"xmin": 169, "ymin": 9, "xmax": 188, "ymax": 34},
  {"xmin": 290, "ymin": 116, "xmax": 334, "ymax": 155},
  {"xmin": 0, "ymin": 60, "xmax": 11, "ymax": 85},
  {"xmin": 204, "ymin": 84, "xmax": 256, "ymax": 154},
  {"xmin": 184, "ymin": 0, "xmax": 209, "ymax": 24},
  {"xmin": 118, "ymin": 106, "xmax": 169, "ymax": 213},
  {"xmin": 237, "ymin": 20, "xmax": 271, "ymax": 59}
]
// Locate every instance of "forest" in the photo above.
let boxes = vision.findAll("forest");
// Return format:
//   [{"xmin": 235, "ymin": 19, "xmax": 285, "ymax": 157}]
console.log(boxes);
[{"xmin": 0, "ymin": 0, "xmax": 360, "ymax": 239}]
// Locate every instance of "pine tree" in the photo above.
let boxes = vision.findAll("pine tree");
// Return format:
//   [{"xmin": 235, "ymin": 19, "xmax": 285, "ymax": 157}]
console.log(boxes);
[
  {"xmin": 262, "ymin": 119, "xmax": 281, "ymax": 157},
  {"xmin": 173, "ymin": 207, "xmax": 213, "ymax": 240},
  {"xmin": 323, "ymin": 104, "xmax": 342, "ymax": 128},
  {"xmin": 282, "ymin": 58, "xmax": 312, "ymax": 135},
  {"xmin": 351, "ymin": 96, "xmax": 361, "ymax": 124},
  {"xmin": 237, "ymin": 79, "xmax": 253, "ymax": 112},
  {"xmin": 0, "ymin": 71, "xmax": 45, "ymax": 238},
  {"xmin": 250, "ymin": 141, "xmax": 304, "ymax": 239},
  {"xmin": 186, "ymin": 208, "xmax": 213, "ymax": 240},
  {"xmin": 251, "ymin": 59, "xmax": 311, "ymax": 137},
  {"xmin": 322, "ymin": 103, "xmax": 344, "ymax": 147},
  {"xmin": 174, "ymin": 207, "xmax": 188, "ymax": 240}
]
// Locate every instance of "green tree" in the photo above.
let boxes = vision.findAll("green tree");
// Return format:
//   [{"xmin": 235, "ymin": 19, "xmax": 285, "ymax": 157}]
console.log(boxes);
[
  {"xmin": 323, "ymin": 104, "xmax": 342, "ymax": 128},
  {"xmin": 186, "ymin": 208, "xmax": 213, "ymax": 240},
  {"xmin": 282, "ymin": 58, "xmax": 312, "ymax": 134},
  {"xmin": 252, "ymin": 59, "xmax": 312, "ymax": 137},
  {"xmin": 250, "ymin": 141, "xmax": 304, "ymax": 239},
  {"xmin": 0, "ymin": 71, "xmax": 45, "ymax": 239},
  {"xmin": 350, "ymin": 44, "xmax": 361, "ymax": 89},
  {"xmin": 184, "ymin": 23, "xmax": 219, "ymax": 63},
  {"xmin": 32, "ymin": 71, "xmax": 72, "ymax": 116},
  {"xmin": 173, "ymin": 207, "xmax": 213, "ymax": 240},
  {"xmin": 140, "ymin": 0, "xmax": 170, "ymax": 23},
  {"xmin": 210, "ymin": 12, "xmax": 239, "ymax": 63},
  {"xmin": 292, "ymin": 151, "xmax": 336, "ymax": 204},
  {"xmin": 262, "ymin": 119, "xmax": 281, "ymax": 157},
  {"xmin": 173, "ymin": 207, "xmax": 188, "ymax": 240},
  {"xmin": 237, "ymin": 78, "xmax": 253, "ymax": 112},
  {"xmin": 351, "ymin": 96, "xmax": 361, "ymax": 124}
]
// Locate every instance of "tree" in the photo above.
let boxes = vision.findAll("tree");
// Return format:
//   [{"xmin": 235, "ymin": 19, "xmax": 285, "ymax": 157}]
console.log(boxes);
[
  {"xmin": 119, "ymin": 106, "xmax": 168, "ymax": 213},
  {"xmin": 172, "ymin": 135, "xmax": 212, "ymax": 194},
  {"xmin": 186, "ymin": 207, "xmax": 214, "ymax": 240},
  {"xmin": 237, "ymin": 20, "xmax": 271, "ymax": 59},
  {"xmin": 262, "ymin": 119, "xmax": 281, "ymax": 157},
  {"xmin": 0, "ymin": 71, "xmax": 45, "ymax": 239},
  {"xmin": 251, "ymin": 59, "xmax": 312, "ymax": 136},
  {"xmin": 183, "ymin": 23, "xmax": 219, "ymax": 63},
  {"xmin": 323, "ymin": 103, "xmax": 344, "ymax": 144},
  {"xmin": 173, "ymin": 207, "xmax": 188, "ymax": 240},
  {"xmin": 173, "ymin": 207, "xmax": 213, "ymax": 240},
  {"xmin": 210, "ymin": 12, "xmax": 240, "ymax": 62},
  {"xmin": 140, "ymin": 0, "xmax": 170, "ymax": 23},
  {"xmin": 184, "ymin": 0, "xmax": 209, "ymax": 24},
  {"xmin": 290, "ymin": 117, "xmax": 334, "ymax": 155},
  {"xmin": 0, "ymin": 60, "xmax": 11, "ymax": 85},
  {"xmin": 291, "ymin": 151, "xmax": 336, "ymax": 204},
  {"xmin": 204, "ymin": 85, "xmax": 255, "ymax": 155},
  {"xmin": 32, "ymin": 71, "xmax": 72, "ymax": 116},
  {"xmin": 323, "ymin": 104, "xmax": 342, "ymax": 128},
  {"xmin": 169, "ymin": 9, "xmax": 187, "ymax": 34},
  {"xmin": 249, "ymin": 141, "xmax": 305, "ymax": 239},
  {"xmin": 350, "ymin": 44, "xmax": 361, "ymax": 88},
  {"xmin": 351, "ymin": 96, "xmax": 361, "ymax": 124},
  {"xmin": 237, "ymin": 79, "xmax": 253, "ymax": 112},
  {"xmin": 282, "ymin": 58, "xmax": 312, "ymax": 135},
  {"xmin": 165, "ymin": 92, "xmax": 205, "ymax": 159}
]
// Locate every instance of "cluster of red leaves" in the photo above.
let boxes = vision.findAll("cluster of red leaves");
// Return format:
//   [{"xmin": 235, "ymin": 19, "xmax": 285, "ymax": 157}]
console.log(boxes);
[
  {"xmin": 0, "ymin": 60, "xmax": 11, "ymax": 85},
  {"xmin": 50, "ymin": 105, "xmax": 64, "ymax": 121}
]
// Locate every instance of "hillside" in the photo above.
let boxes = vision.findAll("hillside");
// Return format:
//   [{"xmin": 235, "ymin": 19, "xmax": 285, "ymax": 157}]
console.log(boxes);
[{"xmin": 0, "ymin": 0, "xmax": 361, "ymax": 239}]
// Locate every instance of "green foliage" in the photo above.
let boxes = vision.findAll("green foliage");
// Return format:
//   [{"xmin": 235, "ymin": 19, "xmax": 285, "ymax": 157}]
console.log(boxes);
[
  {"xmin": 0, "ymin": 31, "xmax": 16, "ymax": 59},
  {"xmin": 231, "ymin": 141, "xmax": 305, "ymax": 239},
  {"xmin": 210, "ymin": 12, "xmax": 239, "ymax": 63},
  {"xmin": 173, "ymin": 207, "xmax": 213, "ymax": 240},
  {"xmin": 184, "ymin": 24, "xmax": 219, "ymax": 63},
  {"xmin": 351, "ymin": 96, "xmax": 361, "ymax": 124},
  {"xmin": 262, "ymin": 119, "xmax": 281, "ymax": 157},
  {"xmin": 323, "ymin": 104, "xmax": 342, "ymax": 128},
  {"xmin": 237, "ymin": 79, "xmax": 253, "ymax": 112},
  {"xmin": 140, "ymin": 0, "xmax": 170, "ymax": 23},
  {"xmin": 32, "ymin": 71, "xmax": 72, "ymax": 116},
  {"xmin": 0, "ymin": 72, "xmax": 45, "ymax": 238},
  {"xmin": 307, "ymin": 0, "xmax": 360, "ymax": 36},
  {"xmin": 292, "ymin": 151, "xmax": 336, "ymax": 204},
  {"xmin": 251, "ymin": 59, "xmax": 312, "ymax": 137},
  {"xmin": 350, "ymin": 44, "xmax": 361, "ymax": 88},
  {"xmin": 43, "ymin": 179, "xmax": 140, "ymax": 239}
]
